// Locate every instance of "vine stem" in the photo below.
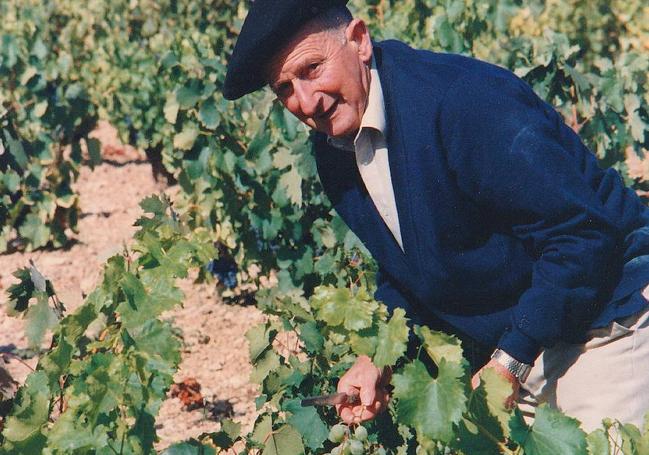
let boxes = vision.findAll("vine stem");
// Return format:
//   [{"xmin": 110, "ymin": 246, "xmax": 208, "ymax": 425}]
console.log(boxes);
[{"xmin": 106, "ymin": 441, "xmax": 120, "ymax": 455}]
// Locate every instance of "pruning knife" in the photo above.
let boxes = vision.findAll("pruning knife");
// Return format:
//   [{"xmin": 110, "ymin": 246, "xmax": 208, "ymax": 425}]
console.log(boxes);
[{"xmin": 301, "ymin": 392, "xmax": 360, "ymax": 407}]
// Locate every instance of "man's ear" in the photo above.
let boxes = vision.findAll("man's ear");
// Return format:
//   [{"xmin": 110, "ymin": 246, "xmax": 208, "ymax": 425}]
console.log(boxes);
[{"xmin": 345, "ymin": 19, "xmax": 372, "ymax": 64}]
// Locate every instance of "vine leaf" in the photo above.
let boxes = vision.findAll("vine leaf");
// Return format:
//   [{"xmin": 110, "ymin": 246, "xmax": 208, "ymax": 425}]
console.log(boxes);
[
  {"xmin": 2, "ymin": 371, "xmax": 50, "ymax": 452},
  {"xmin": 417, "ymin": 325, "xmax": 465, "ymax": 366},
  {"xmin": 25, "ymin": 294, "xmax": 57, "ymax": 348},
  {"xmin": 250, "ymin": 350, "xmax": 280, "ymax": 384},
  {"xmin": 510, "ymin": 404, "xmax": 588, "ymax": 455},
  {"xmin": 298, "ymin": 321, "xmax": 324, "ymax": 354},
  {"xmin": 162, "ymin": 441, "xmax": 216, "ymax": 455},
  {"xmin": 373, "ymin": 307, "xmax": 409, "ymax": 368},
  {"xmin": 7, "ymin": 267, "xmax": 35, "ymax": 314},
  {"xmin": 262, "ymin": 424, "xmax": 305, "ymax": 455},
  {"xmin": 279, "ymin": 167, "xmax": 303, "ymax": 206},
  {"xmin": 251, "ymin": 414, "xmax": 273, "ymax": 446},
  {"xmin": 198, "ymin": 98, "xmax": 220, "ymax": 129},
  {"xmin": 284, "ymin": 398, "xmax": 329, "ymax": 450},
  {"xmin": 208, "ymin": 418, "xmax": 241, "ymax": 449},
  {"xmin": 586, "ymin": 429, "xmax": 610, "ymax": 455},
  {"xmin": 478, "ymin": 366, "xmax": 513, "ymax": 437},
  {"xmin": 174, "ymin": 124, "xmax": 199, "ymax": 151},
  {"xmin": 164, "ymin": 92, "xmax": 179, "ymax": 123},
  {"xmin": 246, "ymin": 323, "xmax": 275, "ymax": 362},
  {"xmin": 311, "ymin": 286, "xmax": 376, "ymax": 331},
  {"xmin": 392, "ymin": 358, "xmax": 467, "ymax": 443}
]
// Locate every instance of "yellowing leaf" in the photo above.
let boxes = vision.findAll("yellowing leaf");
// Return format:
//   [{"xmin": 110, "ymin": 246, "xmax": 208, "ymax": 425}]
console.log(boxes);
[
  {"xmin": 417, "ymin": 325, "xmax": 465, "ymax": 366},
  {"xmin": 173, "ymin": 125, "xmax": 199, "ymax": 151},
  {"xmin": 164, "ymin": 93, "xmax": 179, "ymax": 124},
  {"xmin": 279, "ymin": 167, "xmax": 302, "ymax": 206}
]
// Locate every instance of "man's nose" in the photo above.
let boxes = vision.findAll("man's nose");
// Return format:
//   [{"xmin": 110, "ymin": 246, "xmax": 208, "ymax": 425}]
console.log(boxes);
[{"xmin": 293, "ymin": 80, "xmax": 321, "ymax": 118}]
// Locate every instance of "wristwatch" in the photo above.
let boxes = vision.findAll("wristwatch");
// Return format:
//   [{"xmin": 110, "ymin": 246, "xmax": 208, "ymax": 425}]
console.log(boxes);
[{"xmin": 490, "ymin": 349, "xmax": 532, "ymax": 383}]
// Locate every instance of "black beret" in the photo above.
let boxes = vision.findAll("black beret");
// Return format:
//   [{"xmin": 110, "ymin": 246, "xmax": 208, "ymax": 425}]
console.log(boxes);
[{"xmin": 223, "ymin": 0, "xmax": 349, "ymax": 100}]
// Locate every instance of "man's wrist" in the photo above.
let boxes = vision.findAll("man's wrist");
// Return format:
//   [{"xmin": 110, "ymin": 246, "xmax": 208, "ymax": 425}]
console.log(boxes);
[{"xmin": 490, "ymin": 349, "xmax": 532, "ymax": 383}]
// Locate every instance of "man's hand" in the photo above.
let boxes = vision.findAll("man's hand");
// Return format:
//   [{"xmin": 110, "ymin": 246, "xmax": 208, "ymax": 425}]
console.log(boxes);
[
  {"xmin": 336, "ymin": 355, "xmax": 390, "ymax": 423},
  {"xmin": 471, "ymin": 359, "xmax": 520, "ymax": 409}
]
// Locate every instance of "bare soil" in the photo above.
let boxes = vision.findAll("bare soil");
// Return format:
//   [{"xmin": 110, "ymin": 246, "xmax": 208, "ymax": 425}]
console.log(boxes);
[{"xmin": 0, "ymin": 122, "xmax": 263, "ymax": 449}]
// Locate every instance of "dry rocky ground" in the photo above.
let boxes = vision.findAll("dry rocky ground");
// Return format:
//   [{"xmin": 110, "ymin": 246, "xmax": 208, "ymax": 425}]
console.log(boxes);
[{"xmin": 0, "ymin": 122, "xmax": 264, "ymax": 450}]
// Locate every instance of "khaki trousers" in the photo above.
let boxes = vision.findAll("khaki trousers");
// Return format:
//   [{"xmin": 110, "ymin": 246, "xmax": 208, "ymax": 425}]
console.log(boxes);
[{"xmin": 518, "ymin": 288, "xmax": 649, "ymax": 432}]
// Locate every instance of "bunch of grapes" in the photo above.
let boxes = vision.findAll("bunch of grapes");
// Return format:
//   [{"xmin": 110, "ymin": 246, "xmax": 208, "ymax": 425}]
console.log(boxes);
[
  {"xmin": 205, "ymin": 257, "xmax": 238, "ymax": 289},
  {"xmin": 326, "ymin": 424, "xmax": 386, "ymax": 455}
]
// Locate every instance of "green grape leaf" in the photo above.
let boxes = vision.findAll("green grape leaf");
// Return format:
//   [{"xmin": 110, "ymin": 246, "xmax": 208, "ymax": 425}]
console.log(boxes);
[
  {"xmin": 7, "ymin": 267, "xmax": 34, "ymax": 314},
  {"xmin": 349, "ymin": 326, "xmax": 379, "ymax": 356},
  {"xmin": 284, "ymin": 399, "xmax": 329, "ymax": 450},
  {"xmin": 453, "ymin": 419, "xmax": 502, "ymax": 455},
  {"xmin": 618, "ymin": 422, "xmax": 648, "ymax": 454},
  {"xmin": 250, "ymin": 350, "xmax": 280, "ymax": 384},
  {"xmin": 116, "ymin": 272, "xmax": 147, "ymax": 329},
  {"xmin": 263, "ymin": 424, "xmax": 305, "ymax": 455},
  {"xmin": 2, "ymin": 371, "xmax": 50, "ymax": 448},
  {"xmin": 139, "ymin": 195, "xmax": 168, "ymax": 217},
  {"xmin": 4, "ymin": 131, "xmax": 28, "ymax": 169},
  {"xmin": 199, "ymin": 98, "xmax": 220, "ymax": 129},
  {"xmin": 298, "ymin": 321, "xmax": 324, "ymax": 354},
  {"xmin": 373, "ymin": 307, "xmax": 409, "ymax": 368},
  {"xmin": 251, "ymin": 414, "xmax": 273, "ymax": 446},
  {"xmin": 392, "ymin": 358, "xmax": 467, "ymax": 443},
  {"xmin": 311, "ymin": 286, "xmax": 377, "ymax": 330},
  {"xmin": 18, "ymin": 213, "xmax": 50, "ymax": 249},
  {"xmin": 510, "ymin": 404, "xmax": 587, "ymax": 455},
  {"xmin": 246, "ymin": 323, "xmax": 276, "ymax": 362},
  {"xmin": 25, "ymin": 294, "xmax": 57, "ymax": 348},
  {"xmin": 4, "ymin": 170, "xmax": 20, "ymax": 193},
  {"xmin": 47, "ymin": 413, "xmax": 109, "ymax": 451},
  {"xmin": 130, "ymin": 320, "xmax": 181, "ymax": 365},
  {"xmin": 176, "ymin": 83, "xmax": 202, "ymax": 109},
  {"xmin": 586, "ymin": 429, "xmax": 610, "ymax": 455},
  {"xmin": 208, "ymin": 419, "xmax": 241, "ymax": 448},
  {"xmin": 162, "ymin": 441, "xmax": 216, "ymax": 455}
]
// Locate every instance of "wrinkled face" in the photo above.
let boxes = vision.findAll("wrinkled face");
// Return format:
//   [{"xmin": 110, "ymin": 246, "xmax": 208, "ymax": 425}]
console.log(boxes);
[{"xmin": 266, "ymin": 19, "xmax": 372, "ymax": 139}]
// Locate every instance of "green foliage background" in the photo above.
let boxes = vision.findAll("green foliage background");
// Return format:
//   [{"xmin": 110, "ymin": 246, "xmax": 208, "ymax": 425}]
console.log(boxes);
[{"xmin": 0, "ymin": 0, "xmax": 648, "ymax": 453}]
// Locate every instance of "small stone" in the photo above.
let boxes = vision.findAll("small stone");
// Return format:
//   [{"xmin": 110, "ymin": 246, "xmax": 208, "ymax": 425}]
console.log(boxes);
[{"xmin": 198, "ymin": 334, "xmax": 210, "ymax": 344}]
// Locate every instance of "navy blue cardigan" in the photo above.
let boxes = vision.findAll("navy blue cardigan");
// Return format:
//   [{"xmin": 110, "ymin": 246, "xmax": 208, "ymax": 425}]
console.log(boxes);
[{"xmin": 314, "ymin": 40, "xmax": 649, "ymax": 364}]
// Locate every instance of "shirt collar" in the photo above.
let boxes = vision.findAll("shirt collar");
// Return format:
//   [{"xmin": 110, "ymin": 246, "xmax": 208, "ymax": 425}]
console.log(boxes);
[{"xmin": 327, "ymin": 56, "xmax": 386, "ymax": 151}]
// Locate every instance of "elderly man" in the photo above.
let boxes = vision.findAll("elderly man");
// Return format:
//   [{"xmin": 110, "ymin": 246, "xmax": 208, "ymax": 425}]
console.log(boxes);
[{"xmin": 224, "ymin": 0, "xmax": 649, "ymax": 430}]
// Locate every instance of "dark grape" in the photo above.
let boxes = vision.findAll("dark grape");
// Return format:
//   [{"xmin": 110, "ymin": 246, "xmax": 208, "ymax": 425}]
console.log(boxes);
[{"xmin": 206, "ymin": 257, "xmax": 238, "ymax": 289}]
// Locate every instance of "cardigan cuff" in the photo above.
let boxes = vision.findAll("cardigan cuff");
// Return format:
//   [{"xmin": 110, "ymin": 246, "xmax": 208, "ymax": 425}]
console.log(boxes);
[{"xmin": 497, "ymin": 327, "xmax": 542, "ymax": 365}]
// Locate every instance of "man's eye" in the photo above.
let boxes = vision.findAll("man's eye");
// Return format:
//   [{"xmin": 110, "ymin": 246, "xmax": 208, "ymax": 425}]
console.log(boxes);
[{"xmin": 306, "ymin": 62, "xmax": 321, "ymax": 77}]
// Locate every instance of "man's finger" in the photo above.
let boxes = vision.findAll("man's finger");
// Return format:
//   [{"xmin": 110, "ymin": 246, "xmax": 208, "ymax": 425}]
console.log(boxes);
[{"xmin": 360, "ymin": 383, "xmax": 377, "ymax": 406}]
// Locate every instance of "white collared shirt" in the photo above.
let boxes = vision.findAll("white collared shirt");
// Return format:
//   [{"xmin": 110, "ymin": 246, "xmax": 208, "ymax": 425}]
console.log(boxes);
[{"xmin": 328, "ymin": 60, "xmax": 403, "ymax": 250}]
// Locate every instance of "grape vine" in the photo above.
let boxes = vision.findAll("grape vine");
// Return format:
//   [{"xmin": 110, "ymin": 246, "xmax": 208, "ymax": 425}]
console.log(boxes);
[{"xmin": 1, "ymin": 0, "xmax": 648, "ymax": 453}]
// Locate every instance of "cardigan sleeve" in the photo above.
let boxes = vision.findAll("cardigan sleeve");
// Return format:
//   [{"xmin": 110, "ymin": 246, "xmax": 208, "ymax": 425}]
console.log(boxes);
[{"xmin": 438, "ymin": 71, "xmax": 623, "ymax": 364}]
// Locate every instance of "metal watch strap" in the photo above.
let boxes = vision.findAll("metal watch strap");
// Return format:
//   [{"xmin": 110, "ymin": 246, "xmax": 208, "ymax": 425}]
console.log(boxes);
[{"xmin": 490, "ymin": 349, "xmax": 532, "ymax": 383}]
